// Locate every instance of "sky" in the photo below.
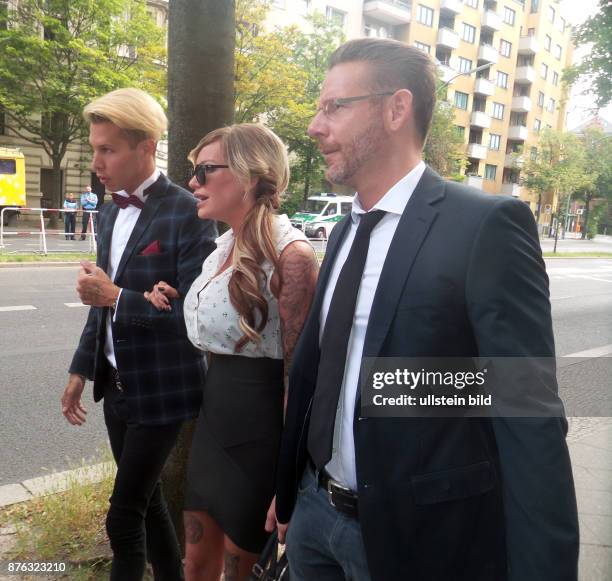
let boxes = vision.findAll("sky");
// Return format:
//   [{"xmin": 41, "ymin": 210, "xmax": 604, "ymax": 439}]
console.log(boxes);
[{"xmin": 558, "ymin": 0, "xmax": 611, "ymax": 129}]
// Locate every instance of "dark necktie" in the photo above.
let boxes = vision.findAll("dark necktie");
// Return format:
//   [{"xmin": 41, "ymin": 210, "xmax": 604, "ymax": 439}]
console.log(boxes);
[
  {"xmin": 307, "ymin": 209, "xmax": 386, "ymax": 470},
  {"xmin": 111, "ymin": 192, "xmax": 145, "ymax": 210}
]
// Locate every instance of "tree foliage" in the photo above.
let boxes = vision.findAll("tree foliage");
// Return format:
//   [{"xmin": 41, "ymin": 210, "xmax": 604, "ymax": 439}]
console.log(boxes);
[
  {"xmin": 563, "ymin": 0, "xmax": 612, "ymax": 109},
  {"xmin": 0, "ymin": 0, "xmax": 166, "ymax": 208}
]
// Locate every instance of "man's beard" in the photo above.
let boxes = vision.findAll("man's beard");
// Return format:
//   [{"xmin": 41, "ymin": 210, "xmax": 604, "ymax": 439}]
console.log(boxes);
[{"xmin": 325, "ymin": 118, "xmax": 385, "ymax": 186}]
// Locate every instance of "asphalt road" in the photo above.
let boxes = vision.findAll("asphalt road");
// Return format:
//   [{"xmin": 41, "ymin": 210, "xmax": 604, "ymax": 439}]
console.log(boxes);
[{"xmin": 0, "ymin": 259, "xmax": 611, "ymax": 485}]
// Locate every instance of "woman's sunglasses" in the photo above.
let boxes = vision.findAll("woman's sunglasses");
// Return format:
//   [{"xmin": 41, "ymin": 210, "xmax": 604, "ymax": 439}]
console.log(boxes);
[{"xmin": 191, "ymin": 163, "xmax": 229, "ymax": 186}]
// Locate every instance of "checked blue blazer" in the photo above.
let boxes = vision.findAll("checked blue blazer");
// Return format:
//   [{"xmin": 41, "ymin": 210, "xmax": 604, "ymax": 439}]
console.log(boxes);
[{"xmin": 69, "ymin": 174, "xmax": 217, "ymax": 425}]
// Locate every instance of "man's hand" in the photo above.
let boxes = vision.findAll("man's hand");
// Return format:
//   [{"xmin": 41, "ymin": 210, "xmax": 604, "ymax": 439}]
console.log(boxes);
[
  {"xmin": 265, "ymin": 496, "xmax": 289, "ymax": 544},
  {"xmin": 61, "ymin": 374, "xmax": 87, "ymax": 426},
  {"xmin": 77, "ymin": 260, "xmax": 120, "ymax": 307}
]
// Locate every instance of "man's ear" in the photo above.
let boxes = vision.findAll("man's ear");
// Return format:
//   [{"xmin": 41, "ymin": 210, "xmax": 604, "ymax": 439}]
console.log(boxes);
[
  {"xmin": 386, "ymin": 89, "xmax": 413, "ymax": 132},
  {"xmin": 139, "ymin": 138, "xmax": 157, "ymax": 157}
]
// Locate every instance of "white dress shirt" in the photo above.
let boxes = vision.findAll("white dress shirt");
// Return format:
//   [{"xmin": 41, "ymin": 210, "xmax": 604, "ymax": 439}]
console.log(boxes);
[
  {"xmin": 104, "ymin": 169, "xmax": 161, "ymax": 369},
  {"xmin": 321, "ymin": 161, "xmax": 426, "ymax": 491}
]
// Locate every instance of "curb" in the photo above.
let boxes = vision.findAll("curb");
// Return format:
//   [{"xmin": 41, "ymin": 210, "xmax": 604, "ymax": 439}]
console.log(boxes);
[
  {"xmin": 0, "ymin": 262, "xmax": 81, "ymax": 269},
  {"xmin": 0, "ymin": 463, "xmax": 115, "ymax": 509}
]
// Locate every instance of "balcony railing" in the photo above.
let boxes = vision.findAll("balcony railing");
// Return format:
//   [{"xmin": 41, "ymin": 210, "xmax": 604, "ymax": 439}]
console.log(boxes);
[
  {"xmin": 467, "ymin": 143, "xmax": 488, "ymax": 159},
  {"xmin": 363, "ymin": 0, "xmax": 411, "ymax": 24},
  {"xmin": 437, "ymin": 27, "xmax": 460, "ymax": 50},
  {"xmin": 518, "ymin": 35, "xmax": 539, "ymax": 55}
]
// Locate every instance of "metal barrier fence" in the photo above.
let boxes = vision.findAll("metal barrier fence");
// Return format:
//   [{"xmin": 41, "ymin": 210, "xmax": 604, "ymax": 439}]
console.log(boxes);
[{"xmin": 0, "ymin": 207, "xmax": 98, "ymax": 255}]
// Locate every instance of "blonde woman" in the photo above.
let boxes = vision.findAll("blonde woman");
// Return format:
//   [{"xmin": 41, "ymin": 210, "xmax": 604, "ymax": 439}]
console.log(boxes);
[{"xmin": 148, "ymin": 123, "xmax": 318, "ymax": 580}]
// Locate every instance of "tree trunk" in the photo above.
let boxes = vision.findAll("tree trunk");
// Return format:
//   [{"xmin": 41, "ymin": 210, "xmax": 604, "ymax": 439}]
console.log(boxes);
[
  {"xmin": 581, "ymin": 195, "xmax": 591, "ymax": 240},
  {"xmin": 49, "ymin": 156, "xmax": 64, "ymax": 229},
  {"xmin": 163, "ymin": 0, "xmax": 235, "ymax": 553}
]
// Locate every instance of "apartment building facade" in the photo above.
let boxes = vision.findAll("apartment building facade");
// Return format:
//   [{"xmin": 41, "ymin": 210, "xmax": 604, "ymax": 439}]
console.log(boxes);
[{"xmin": 268, "ymin": 0, "xmax": 574, "ymax": 225}]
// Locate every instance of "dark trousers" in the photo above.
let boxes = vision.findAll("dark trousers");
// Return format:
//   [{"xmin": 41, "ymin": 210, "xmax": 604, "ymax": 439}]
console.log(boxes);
[
  {"xmin": 103, "ymin": 380, "xmax": 184, "ymax": 580},
  {"xmin": 80, "ymin": 211, "xmax": 96, "ymax": 239},
  {"xmin": 64, "ymin": 212, "xmax": 75, "ymax": 240}
]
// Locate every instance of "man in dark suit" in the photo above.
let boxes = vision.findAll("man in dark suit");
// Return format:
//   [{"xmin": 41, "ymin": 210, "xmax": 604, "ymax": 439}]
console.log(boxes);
[
  {"xmin": 61, "ymin": 88, "xmax": 216, "ymax": 580},
  {"xmin": 270, "ymin": 39, "xmax": 579, "ymax": 581}
]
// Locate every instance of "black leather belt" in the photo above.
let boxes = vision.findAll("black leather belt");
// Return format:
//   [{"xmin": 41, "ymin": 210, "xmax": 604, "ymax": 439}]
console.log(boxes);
[
  {"xmin": 319, "ymin": 470, "xmax": 359, "ymax": 519},
  {"xmin": 110, "ymin": 368, "xmax": 124, "ymax": 392}
]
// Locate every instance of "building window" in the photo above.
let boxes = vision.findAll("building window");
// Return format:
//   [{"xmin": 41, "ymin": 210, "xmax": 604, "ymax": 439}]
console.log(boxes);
[
  {"xmin": 454, "ymin": 91, "xmax": 469, "ymax": 110},
  {"xmin": 552, "ymin": 71, "xmax": 559, "ymax": 86},
  {"xmin": 537, "ymin": 91, "xmax": 545, "ymax": 107},
  {"xmin": 326, "ymin": 6, "xmax": 346, "ymax": 28},
  {"xmin": 497, "ymin": 71, "xmax": 509, "ymax": 89},
  {"xmin": 504, "ymin": 6, "xmax": 516, "ymax": 26},
  {"xmin": 465, "ymin": 0, "xmax": 479, "ymax": 7},
  {"xmin": 547, "ymin": 97, "xmax": 556, "ymax": 112},
  {"xmin": 462, "ymin": 22, "xmax": 476, "ymax": 43},
  {"xmin": 530, "ymin": 0, "xmax": 539, "ymax": 13},
  {"xmin": 299, "ymin": 0, "xmax": 310, "ymax": 15},
  {"xmin": 415, "ymin": 41, "xmax": 431, "ymax": 53},
  {"xmin": 459, "ymin": 57, "xmax": 473, "ymax": 73},
  {"xmin": 544, "ymin": 35, "xmax": 551, "ymax": 51},
  {"xmin": 500, "ymin": 39, "xmax": 512, "ymax": 58},
  {"xmin": 541, "ymin": 62, "xmax": 548, "ymax": 80},
  {"xmin": 534, "ymin": 118, "xmax": 541, "ymax": 132},
  {"xmin": 417, "ymin": 5, "xmax": 434, "ymax": 27},
  {"xmin": 559, "ymin": 17, "xmax": 566, "ymax": 33},
  {"xmin": 554, "ymin": 44, "xmax": 562, "ymax": 60},
  {"xmin": 548, "ymin": 5, "xmax": 555, "ymax": 23},
  {"xmin": 530, "ymin": 146, "xmax": 538, "ymax": 160},
  {"xmin": 455, "ymin": 125, "xmax": 466, "ymax": 139},
  {"xmin": 527, "ymin": 27, "xmax": 535, "ymax": 37},
  {"xmin": 489, "ymin": 133, "xmax": 501, "ymax": 150},
  {"xmin": 485, "ymin": 164, "xmax": 497, "ymax": 180},
  {"xmin": 492, "ymin": 102, "xmax": 505, "ymax": 120}
]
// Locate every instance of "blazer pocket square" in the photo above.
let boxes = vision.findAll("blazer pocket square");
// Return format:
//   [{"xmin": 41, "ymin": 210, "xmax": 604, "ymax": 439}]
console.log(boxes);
[{"xmin": 139, "ymin": 240, "xmax": 161, "ymax": 256}]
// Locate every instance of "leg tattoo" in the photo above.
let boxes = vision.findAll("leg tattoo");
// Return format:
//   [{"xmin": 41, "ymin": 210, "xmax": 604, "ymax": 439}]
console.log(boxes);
[
  {"xmin": 184, "ymin": 513, "xmax": 204, "ymax": 544},
  {"xmin": 223, "ymin": 551, "xmax": 240, "ymax": 581}
]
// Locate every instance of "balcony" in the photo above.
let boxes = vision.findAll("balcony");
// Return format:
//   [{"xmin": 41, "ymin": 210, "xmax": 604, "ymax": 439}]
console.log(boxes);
[
  {"xmin": 437, "ymin": 27, "xmax": 460, "ymax": 50},
  {"xmin": 470, "ymin": 111, "xmax": 491, "ymax": 129},
  {"xmin": 466, "ymin": 175, "xmax": 484, "ymax": 189},
  {"xmin": 438, "ymin": 64, "xmax": 455, "ymax": 84},
  {"xmin": 515, "ymin": 65, "xmax": 536, "ymax": 84},
  {"xmin": 508, "ymin": 125, "xmax": 529, "ymax": 140},
  {"xmin": 501, "ymin": 183, "xmax": 521, "ymax": 197},
  {"xmin": 477, "ymin": 44, "xmax": 499, "ymax": 64},
  {"xmin": 363, "ymin": 0, "xmax": 411, "ymax": 25},
  {"xmin": 467, "ymin": 143, "xmax": 488, "ymax": 159},
  {"xmin": 440, "ymin": 0, "xmax": 462, "ymax": 14},
  {"xmin": 481, "ymin": 10, "xmax": 502, "ymax": 32},
  {"xmin": 511, "ymin": 96, "xmax": 532, "ymax": 112},
  {"xmin": 504, "ymin": 154, "xmax": 525, "ymax": 168},
  {"xmin": 518, "ymin": 35, "xmax": 539, "ymax": 55},
  {"xmin": 474, "ymin": 77, "xmax": 495, "ymax": 96}
]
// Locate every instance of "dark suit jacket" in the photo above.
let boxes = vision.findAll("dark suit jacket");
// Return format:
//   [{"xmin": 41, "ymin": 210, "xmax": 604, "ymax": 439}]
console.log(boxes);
[
  {"xmin": 276, "ymin": 167, "xmax": 579, "ymax": 581},
  {"xmin": 69, "ymin": 174, "xmax": 217, "ymax": 426}
]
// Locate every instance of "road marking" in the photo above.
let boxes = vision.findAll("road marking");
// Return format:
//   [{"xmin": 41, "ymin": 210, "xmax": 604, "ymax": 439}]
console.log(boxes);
[
  {"xmin": 64, "ymin": 302, "xmax": 86, "ymax": 308},
  {"xmin": 563, "ymin": 344, "xmax": 612, "ymax": 358},
  {"xmin": 0, "ymin": 305, "xmax": 37, "ymax": 312}
]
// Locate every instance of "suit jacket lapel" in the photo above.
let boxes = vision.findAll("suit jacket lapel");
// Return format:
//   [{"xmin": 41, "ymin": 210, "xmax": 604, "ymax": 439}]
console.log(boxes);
[
  {"xmin": 114, "ymin": 174, "xmax": 168, "ymax": 282},
  {"xmin": 97, "ymin": 204, "xmax": 119, "ymax": 272},
  {"xmin": 362, "ymin": 167, "xmax": 446, "ymax": 361}
]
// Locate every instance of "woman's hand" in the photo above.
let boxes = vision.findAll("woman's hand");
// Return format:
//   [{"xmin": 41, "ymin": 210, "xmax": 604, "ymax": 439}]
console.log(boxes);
[{"xmin": 144, "ymin": 281, "xmax": 179, "ymax": 311}]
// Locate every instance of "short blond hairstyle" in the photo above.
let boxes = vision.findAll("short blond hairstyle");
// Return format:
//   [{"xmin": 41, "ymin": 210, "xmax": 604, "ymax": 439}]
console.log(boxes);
[{"xmin": 83, "ymin": 88, "xmax": 167, "ymax": 143}]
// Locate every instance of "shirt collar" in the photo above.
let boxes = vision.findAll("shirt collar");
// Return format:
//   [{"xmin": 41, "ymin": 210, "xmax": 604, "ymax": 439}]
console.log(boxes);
[
  {"xmin": 113, "ymin": 168, "xmax": 161, "ymax": 203},
  {"xmin": 351, "ymin": 160, "xmax": 427, "ymax": 224}
]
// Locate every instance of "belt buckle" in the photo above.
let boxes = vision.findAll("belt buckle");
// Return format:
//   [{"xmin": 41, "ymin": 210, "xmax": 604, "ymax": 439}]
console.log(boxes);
[{"xmin": 326, "ymin": 477, "xmax": 351, "ymax": 508}]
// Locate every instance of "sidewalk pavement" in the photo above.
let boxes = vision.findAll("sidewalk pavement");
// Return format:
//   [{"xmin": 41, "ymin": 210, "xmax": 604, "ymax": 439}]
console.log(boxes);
[
  {"xmin": 540, "ymin": 234, "xmax": 612, "ymax": 254},
  {"xmin": 1, "ymin": 420, "xmax": 610, "ymax": 579}
]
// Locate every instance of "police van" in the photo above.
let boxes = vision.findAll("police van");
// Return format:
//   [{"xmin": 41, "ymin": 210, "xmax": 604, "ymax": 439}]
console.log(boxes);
[
  {"xmin": 290, "ymin": 193, "xmax": 353, "ymax": 239},
  {"xmin": 0, "ymin": 147, "xmax": 26, "ymax": 225}
]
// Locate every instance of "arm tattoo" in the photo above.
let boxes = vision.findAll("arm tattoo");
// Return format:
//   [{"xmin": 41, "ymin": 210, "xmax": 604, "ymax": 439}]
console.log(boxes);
[
  {"xmin": 278, "ymin": 242, "xmax": 319, "ymax": 394},
  {"xmin": 184, "ymin": 512, "xmax": 204, "ymax": 544},
  {"xmin": 224, "ymin": 551, "xmax": 240, "ymax": 581}
]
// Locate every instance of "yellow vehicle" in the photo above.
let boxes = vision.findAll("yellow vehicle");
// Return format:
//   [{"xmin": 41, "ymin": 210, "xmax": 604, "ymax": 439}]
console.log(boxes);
[{"xmin": 0, "ymin": 147, "xmax": 26, "ymax": 225}]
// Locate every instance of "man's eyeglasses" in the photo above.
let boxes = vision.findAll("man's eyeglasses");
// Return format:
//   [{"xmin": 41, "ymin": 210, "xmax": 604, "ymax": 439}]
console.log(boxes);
[
  {"xmin": 191, "ymin": 164, "xmax": 229, "ymax": 186},
  {"xmin": 316, "ymin": 91, "xmax": 395, "ymax": 117}
]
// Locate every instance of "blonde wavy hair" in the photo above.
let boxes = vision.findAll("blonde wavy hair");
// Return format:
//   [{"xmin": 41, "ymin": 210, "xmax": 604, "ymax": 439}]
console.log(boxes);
[{"xmin": 189, "ymin": 123, "xmax": 290, "ymax": 353}]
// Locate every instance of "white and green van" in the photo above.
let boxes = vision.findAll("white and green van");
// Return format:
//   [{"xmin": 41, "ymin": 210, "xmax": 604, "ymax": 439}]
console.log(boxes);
[{"xmin": 290, "ymin": 193, "xmax": 353, "ymax": 239}]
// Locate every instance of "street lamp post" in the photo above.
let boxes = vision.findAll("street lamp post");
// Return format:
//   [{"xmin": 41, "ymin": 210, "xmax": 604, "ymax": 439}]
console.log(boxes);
[{"xmin": 437, "ymin": 61, "xmax": 494, "ymax": 94}]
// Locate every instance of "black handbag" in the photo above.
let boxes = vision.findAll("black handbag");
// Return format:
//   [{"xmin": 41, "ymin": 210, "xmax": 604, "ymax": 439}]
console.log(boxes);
[{"xmin": 248, "ymin": 529, "xmax": 290, "ymax": 581}]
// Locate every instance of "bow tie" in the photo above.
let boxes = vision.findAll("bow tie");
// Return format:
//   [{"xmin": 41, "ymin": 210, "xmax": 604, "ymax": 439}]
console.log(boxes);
[{"xmin": 111, "ymin": 193, "xmax": 145, "ymax": 210}]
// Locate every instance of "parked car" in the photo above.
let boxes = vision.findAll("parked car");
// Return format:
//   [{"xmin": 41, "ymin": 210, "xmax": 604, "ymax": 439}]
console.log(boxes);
[{"xmin": 290, "ymin": 193, "xmax": 353, "ymax": 239}]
